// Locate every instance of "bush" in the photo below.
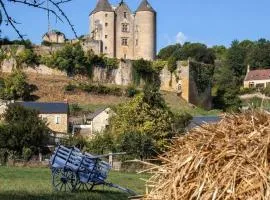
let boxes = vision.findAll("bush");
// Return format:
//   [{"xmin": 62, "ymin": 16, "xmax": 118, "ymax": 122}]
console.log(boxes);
[
  {"xmin": 0, "ymin": 148, "xmax": 8, "ymax": 165},
  {"xmin": 65, "ymin": 83, "xmax": 76, "ymax": 92},
  {"xmin": 16, "ymin": 49, "xmax": 40, "ymax": 68},
  {"xmin": 0, "ymin": 70, "xmax": 38, "ymax": 101},
  {"xmin": 125, "ymin": 85, "xmax": 139, "ymax": 98},
  {"xmin": 22, "ymin": 147, "xmax": 33, "ymax": 161},
  {"xmin": 79, "ymin": 83, "xmax": 123, "ymax": 96},
  {"xmin": 69, "ymin": 104, "xmax": 82, "ymax": 116},
  {"xmin": 239, "ymin": 87, "xmax": 257, "ymax": 95},
  {"xmin": 262, "ymin": 86, "xmax": 270, "ymax": 97}
]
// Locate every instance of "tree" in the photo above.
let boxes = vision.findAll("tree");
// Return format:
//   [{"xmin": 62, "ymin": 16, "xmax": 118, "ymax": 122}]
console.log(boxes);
[
  {"xmin": 0, "ymin": 70, "xmax": 37, "ymax": 100},
  {"xmin": 0, "ymin": 104, "xmax": 49, "ymax": 154},
  {"xmin": 42, "ymin": 43, "xmax": 88, "ymax": 75},
  {"xmin": 109, "ymin": 83, "xmax": 191, "ymax": 157},
  {"xmin": 0, "ymin": 0, "xmax": 77, "ymax": 40}
]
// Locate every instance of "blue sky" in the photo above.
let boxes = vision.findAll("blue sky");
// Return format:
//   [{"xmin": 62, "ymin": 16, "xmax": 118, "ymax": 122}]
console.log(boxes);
[{"xmin": 2, "ymin": 0, "xmax": 270, "ymax": 51}]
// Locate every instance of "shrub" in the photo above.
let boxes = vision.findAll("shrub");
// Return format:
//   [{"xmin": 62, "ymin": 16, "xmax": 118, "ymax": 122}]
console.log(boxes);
[
  {"xmin": 239, "ymin": 87, "xmax": 257, "ymax": 95},
  {"xmin": 16, "ymin": 49, "xmax": 40, "ymax": 68},
  {"xmin": 22, "ymin": 147, "xmax": 33, "ymax": 161},
  {"xmin": 65, "ymin": 83, "xmax": 76, "ymax": 92},
  {"xmin": 0, "ymin": 70, "xmax": 38, "ymax": 101},
  {"xmin": 125, "ymin": 85, "xmax": 139, "ymax": 97},
  {"xmin": 263, "ymin": 86, "xmax": 270, "ymax": 97},
  {"xmin": 69, "ymin": 104, "xmax": 82, "ymax": 116}
]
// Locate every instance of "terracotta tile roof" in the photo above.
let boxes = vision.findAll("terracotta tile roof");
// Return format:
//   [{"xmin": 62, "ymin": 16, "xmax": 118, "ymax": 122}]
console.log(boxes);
[{"xmin": 245, "ymin": 69, "xmax": 270, "ymax": 81}]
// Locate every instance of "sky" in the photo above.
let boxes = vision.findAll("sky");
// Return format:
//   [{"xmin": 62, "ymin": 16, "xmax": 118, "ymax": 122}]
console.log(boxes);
[{"xmin": 2, "ymin": 0, "xmax": 270, "ymax": 51}]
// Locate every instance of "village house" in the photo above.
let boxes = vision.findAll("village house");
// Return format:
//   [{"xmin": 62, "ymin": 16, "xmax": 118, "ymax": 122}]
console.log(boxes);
[
  {"xmin": 244, "ymin": 66, "xmax": 270, "ymax": 89},
  {"xmin": 72, "ymin": 108, "xmax": 114, "ymax": 138},
  {"xmin": 18, "ymin": 102, "xmax": 69, "ymax": 137}
]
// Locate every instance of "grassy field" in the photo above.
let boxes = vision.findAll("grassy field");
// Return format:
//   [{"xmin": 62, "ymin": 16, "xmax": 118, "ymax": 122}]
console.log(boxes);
[{"xmin": 0, "ymin": 167, "xmax": 150, "ymax": 200}]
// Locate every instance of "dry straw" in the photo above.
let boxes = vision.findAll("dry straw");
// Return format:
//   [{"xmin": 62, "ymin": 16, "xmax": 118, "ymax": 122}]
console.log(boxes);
[{"xmin": 145, "ymin": 111, "xmax": 270, "ymax": 200}]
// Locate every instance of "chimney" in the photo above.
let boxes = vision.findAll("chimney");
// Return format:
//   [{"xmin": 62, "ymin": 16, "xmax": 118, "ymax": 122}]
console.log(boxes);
[{"xmin": 247, "ymin": 64, "xmax": 250, "ymax": 73}]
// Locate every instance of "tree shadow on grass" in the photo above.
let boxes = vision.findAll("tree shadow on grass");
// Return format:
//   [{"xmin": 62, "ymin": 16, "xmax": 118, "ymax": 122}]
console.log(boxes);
[{"xmin": 0, "ymin": 190, "xmax": 129, "ymax": 200}]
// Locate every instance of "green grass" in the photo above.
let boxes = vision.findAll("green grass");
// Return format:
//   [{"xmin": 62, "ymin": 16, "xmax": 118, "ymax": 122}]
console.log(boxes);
[
  {"xmin": 0, "ymin": 167, "xmax": 150, "ymax": 200},
  {"xmin": 161, "ymin": 91, "xmax": 221, "ymax": 116}
]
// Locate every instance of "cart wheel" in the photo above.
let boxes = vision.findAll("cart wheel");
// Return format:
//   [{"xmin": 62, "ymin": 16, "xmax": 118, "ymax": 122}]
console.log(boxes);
[
  {"xmin": 52, "ymin": 168, "xmax": 77, "ymax": 192},
  {"xmin": 76, "ymin": 182, "xmax": 95, "ymax": 192}
]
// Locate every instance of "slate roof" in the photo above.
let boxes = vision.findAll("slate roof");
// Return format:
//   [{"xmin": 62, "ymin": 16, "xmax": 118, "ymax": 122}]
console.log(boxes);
[
  {"xmin": 136, "ymin": 0, "xmax": 155, "ymax": 13},
  {"xmin": 245, "ymin": 69, "xmax": 270, "ymax": 81},
  {"xmin": 17, "ymin": 102, "xmax": 68, "ymax": 114},
  {"xmin": 86, "ymin": 108, "xmax": 107, "ymax": 120},
  {"xmin": 91, "ymin": 0, "xmax": 114, "ymax": 15}
]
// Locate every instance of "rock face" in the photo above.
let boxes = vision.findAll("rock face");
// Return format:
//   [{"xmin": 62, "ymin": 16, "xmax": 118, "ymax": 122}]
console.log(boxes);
[{"xmin": 0, "ymin": 58, "xmax": 212, "ymax": 109}]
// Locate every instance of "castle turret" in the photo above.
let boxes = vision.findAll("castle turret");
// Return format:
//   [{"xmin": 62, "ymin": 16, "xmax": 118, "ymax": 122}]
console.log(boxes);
[
  {"xmin": 89, "ymin": 0, "xmax": 115, "ymax": 57},
  {"xmin": 134, "ymin": 0, "xmax": 156, "ymax": 60}
]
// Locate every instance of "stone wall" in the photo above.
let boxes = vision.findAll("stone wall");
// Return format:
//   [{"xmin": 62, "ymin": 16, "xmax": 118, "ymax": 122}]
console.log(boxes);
[
  {"xmin": 1, "ymin": 59, "xmax": 66, "ymax": 76},
  {"xmin": 40, "ymin": 113, "xmax": 68, "ymax": 134}
]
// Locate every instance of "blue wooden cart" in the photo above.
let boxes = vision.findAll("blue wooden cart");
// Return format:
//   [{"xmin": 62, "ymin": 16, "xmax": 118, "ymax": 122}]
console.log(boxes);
[{"xmin": 50, "ymin": 145, "xmax": 136, "ymax": 195}]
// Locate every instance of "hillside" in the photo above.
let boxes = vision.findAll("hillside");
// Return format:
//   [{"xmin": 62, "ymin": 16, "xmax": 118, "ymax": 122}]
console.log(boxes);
[{"xmin": 1, "ymin": 72, "xmax": 220, "ymax": 116}]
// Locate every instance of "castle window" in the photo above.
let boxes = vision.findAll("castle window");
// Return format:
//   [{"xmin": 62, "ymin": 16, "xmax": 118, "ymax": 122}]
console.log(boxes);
[
  {"xmin": 105, "ymin": 22, "xmax": 108, "ymax": 27},
  {"xmin": 136, "ymin": 39, "xmax": 138, "ymax": 46},
  {"xmin": 105, "ymin": 13, "xmax": 108, "ymax": 17},
  {"xmin": 105, "ymin": 46, "xmax": 107, "ymax": 51},
  {"xmin": 105, "ymin": 35, "xmax": 108, "ymax": 39},
  {"xmin": 124, "ymin": 12, "xmax": 127, "ymax": 18},
  {"xmin": 122, "ymin": 23, "xmax": 129, "ymax": 32},
  {"xmin": 122, "ymin": 38, "xmax": 128, "ymax": 46}
]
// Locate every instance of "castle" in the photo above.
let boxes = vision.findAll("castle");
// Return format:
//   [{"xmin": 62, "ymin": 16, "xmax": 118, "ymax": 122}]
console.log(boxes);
[{"xmin": 88, "ymin": 0, "xmax": 156, "ymax": 61}]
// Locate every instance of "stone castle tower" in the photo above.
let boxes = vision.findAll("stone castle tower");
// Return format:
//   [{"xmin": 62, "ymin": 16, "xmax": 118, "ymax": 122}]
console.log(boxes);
[{"xmin": 89, "ymin": 0, "xmax": 156, "ymax": 60}]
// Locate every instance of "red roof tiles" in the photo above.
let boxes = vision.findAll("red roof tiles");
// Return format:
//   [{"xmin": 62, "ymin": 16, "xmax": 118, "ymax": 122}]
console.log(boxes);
[{"xmin": 245, "ymin": 69, "xmax": 270, "ymax": 81}]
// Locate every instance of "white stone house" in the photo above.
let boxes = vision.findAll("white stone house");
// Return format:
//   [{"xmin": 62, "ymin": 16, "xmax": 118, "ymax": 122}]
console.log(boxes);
[
  {"xmin": 72, "ymin": 108, "xmax": 114, "ymax": 138},
  {"xmin": 244, "ymin": 66, "xmax": 270, "ymax": 89}
]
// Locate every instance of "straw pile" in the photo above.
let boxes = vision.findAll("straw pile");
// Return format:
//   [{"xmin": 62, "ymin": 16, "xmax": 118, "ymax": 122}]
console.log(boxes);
[{"xmin": 145, "ymin": 111, "xmax": 270, "ymax": 200}]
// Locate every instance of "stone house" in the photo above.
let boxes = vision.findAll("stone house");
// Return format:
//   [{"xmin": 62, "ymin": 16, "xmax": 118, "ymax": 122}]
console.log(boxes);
[
  {"xmin": 244, "ymin": 66, "xmax": 270, "ymax": 89},
  {"xmin": 42, "ymin": 30, "xmax": 66, "ymax": 44},
  {"xmin": 72, "ymin": 108, "xmax": 114, "ymax": 138},
  {"xmin": 18, "ymin": 102, "xmax": 69, "ymax": 137}
]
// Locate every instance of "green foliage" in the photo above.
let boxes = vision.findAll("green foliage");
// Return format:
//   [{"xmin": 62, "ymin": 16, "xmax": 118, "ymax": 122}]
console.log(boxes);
[
  {"xmin": 0, "ymin": 70, "xmax": 37, "ymax": 101},
  {"xmin": 16, "ymin": 48, "xmax": 40, "ymax": 68},
  {"xmin": 167, "ymin": 56, "xmax": 177, "ymax": 72},
  {"xmin": 109, "ymin": 84, "xmax": 191, "ymax": 158},
  {"xmin": 116, "ymin": 132, "xmax": 155, "ymax": 160},
  {"xmin": 158, "ymin": 42, "xmax": 216, "ymax": 64},
  {"xmin": 69, "ymin": 103, "xmax": 82, "ymax": 116},
  {"xmin": 0, "ymin": 104, "xmax": 49, "ymax": 155},
  {"xmin": 262, "ymin": 85, "xmax": 270, "ymax": 97},
  {"xmin": 152, "ymin": 60, "xmax": 167, "ymax": 72},
  {"xmin": 41, "ymin": 43, "xmax": 89, "ymax": 76},
  {"xmin": 125, "ymin": 85, "xmax": 139, "ymax": 98},
  {"xmin": 64, "ymin": 83, "xmax": 76, "ymax": 92},
  {"xmin": 104, "ymin": 57, "xmax": 119, "ymax": 70},
  {"xmin": 239, "ymin": 87, "xmax": 257, "ymax": 95},
  {"xmin": 87, "ymin": 132, "xmax": 115, "ymax": 155},
  {"xmin": 0, "ymin": 48, "xmax": 7, "ymax": 64},
  {"xmin": 189, "ymin": 61, "xmax": 215, "ymax": 94},
  {"xmin": 22, "ymin": 147, "xmax": 33, "ymax": 161},
  {"xmin": 0, "ymin": 38, "xmax": 32, "ymax": 49},
  {"xmin": 79, "ymin": 83, "xmax": 123, "ymax": 96},
  {"xmin": 211, "ymin": 45, "xmax": 228, "ymax": 61}
]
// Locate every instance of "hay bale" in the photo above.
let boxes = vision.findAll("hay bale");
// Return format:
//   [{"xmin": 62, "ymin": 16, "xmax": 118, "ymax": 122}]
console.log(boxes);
[{"xmin": 146, "ymin": 111, "xmax": 270, "ymax": 200}]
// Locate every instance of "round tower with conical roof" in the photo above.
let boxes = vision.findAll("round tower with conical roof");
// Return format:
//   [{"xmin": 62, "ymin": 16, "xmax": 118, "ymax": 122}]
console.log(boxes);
[
  {"xmin": 89, "ymin": 0, "xmax": 115, "ymax": 57},
  {"xmin": 134, "ymin": 0, "xmax": 156, "ymax": 60}
]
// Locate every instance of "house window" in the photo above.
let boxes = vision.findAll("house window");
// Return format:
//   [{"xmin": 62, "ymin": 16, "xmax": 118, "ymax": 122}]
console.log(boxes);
[
  {"xmin": 55, "ymin": 116, "xmax": 60, "ymax": 124},
  {"xmin": 124, "ymin": 12, "xmax": 127, "ymax": 18},
  {"xmin": 121, "ymin": 38, "xmax": 128, "ymax": 46},
  {"xmin": 122, "ymin": 23, "xmax": 128, "ymax": 32},
  {"xmin": 105, "ymin": 22, "xmax": 108, "ymax": 27},
  {"xmin": 249, "ymin": 82, "xmax": 255, "ymax": 88}
]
